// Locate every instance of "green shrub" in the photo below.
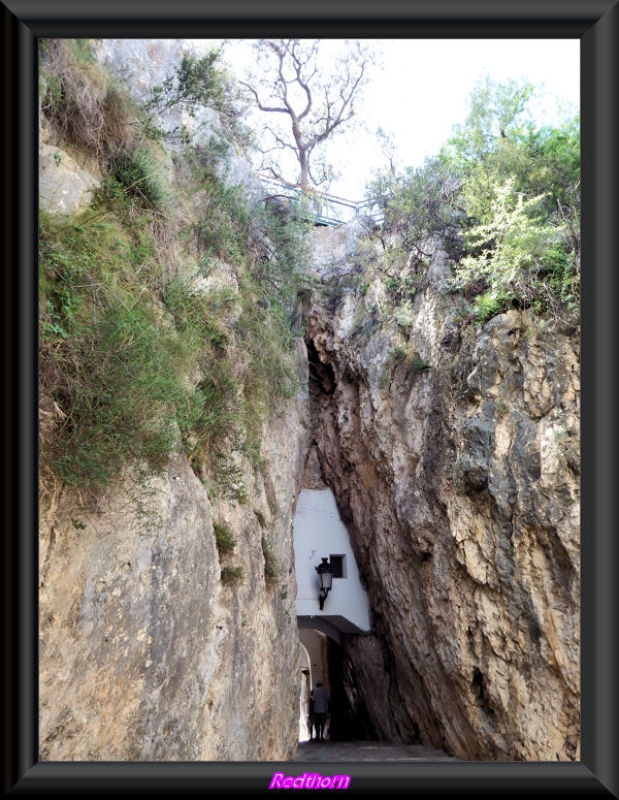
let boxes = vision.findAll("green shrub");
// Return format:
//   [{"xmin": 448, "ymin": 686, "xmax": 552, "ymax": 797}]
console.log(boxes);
[
  {"xmin": 146, "ymin": 50, "xmax": 249, "ymax": 145},
  {"xmin": 51, "ymin": 303, "xmax": 189, "ymax": 489},
  {"xmin": 106, "ymin": 145, "xmax": 171, "ymax": 212},
  {"xmin": 367, "ymin": 78, "xmax": 580, "ymax": 328},
  {"xmin": 384, "ymin": 272, "xmax": 422, "ymax": 302},
  {"xmin": 39, "ymin": 213, "xmax": 193, "ymax": 491},
  {"xmin": 451, "ymin": 177, "xmax": 573, "ymax": 323},
  {"xmin": 221, "ymin": 565, "xmax": 246, "ymax": 585},
  {"xmin": 236, "ymin": 289, "xmax": 300, "ymax": 402},
  {"xmin": 213, "ymin": 521, "xmax": 237, "ymax": 554},
  {"xmin": 213, "ymin": 453, "xmax": 248, "ymax": 504},
  {"xmin": 190, "ymin": 176, "xmax": 250, "ymax": 266},
  {"xmin": 366, "ymin": 155, "xmax": 464, "ymax": 259},
  {"xmin": 262, "ymin": 537, "xmax": 280, "ymax": 581},
  {"xmin": 249, "ymin": 196, "xmax": 314, "ymax": 304},
  {"xmin": 473, "ymin": 290, "xmax": 511, "ymax": 325}
]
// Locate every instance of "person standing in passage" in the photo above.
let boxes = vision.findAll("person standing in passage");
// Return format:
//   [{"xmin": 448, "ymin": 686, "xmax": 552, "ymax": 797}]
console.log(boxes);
[{"xmin": 311, "ymin": 682, "xmax": 330, "ymax": 741}]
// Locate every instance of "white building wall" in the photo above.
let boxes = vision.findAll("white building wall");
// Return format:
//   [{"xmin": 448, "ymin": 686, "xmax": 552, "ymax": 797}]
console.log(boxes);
[{"xmin": 293, "ymin": 488, "xmax": 371, "ymax": 632}]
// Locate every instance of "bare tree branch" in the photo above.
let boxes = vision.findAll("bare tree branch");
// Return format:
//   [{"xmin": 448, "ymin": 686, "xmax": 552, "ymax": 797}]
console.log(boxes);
[{"xmin": 242, "ymin": 39, "xmax": 371, "ymax": 189}]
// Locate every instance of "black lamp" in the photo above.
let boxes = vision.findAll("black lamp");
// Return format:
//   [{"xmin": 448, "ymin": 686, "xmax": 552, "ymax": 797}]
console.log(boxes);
[{"xmin": 315, "ymin": 557, "xmax": 334, "ymax": 610}]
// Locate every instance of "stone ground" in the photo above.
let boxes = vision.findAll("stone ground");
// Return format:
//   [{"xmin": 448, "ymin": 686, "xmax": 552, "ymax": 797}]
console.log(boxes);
[{"xmin": 290, "ymin": 740, "xmax": 459, "ymax": 762}]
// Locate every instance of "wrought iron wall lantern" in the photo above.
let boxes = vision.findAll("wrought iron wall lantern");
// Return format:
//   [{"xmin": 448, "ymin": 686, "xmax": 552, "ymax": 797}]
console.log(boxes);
[{"xmin": 315, "ymin": 557, "xmax": 334, "ymax": 610}]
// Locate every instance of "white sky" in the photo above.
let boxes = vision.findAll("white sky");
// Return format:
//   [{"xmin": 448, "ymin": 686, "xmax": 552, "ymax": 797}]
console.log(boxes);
[{"xmin": 195, "ymin": 38, "xmax": 580, "ymax": 201}]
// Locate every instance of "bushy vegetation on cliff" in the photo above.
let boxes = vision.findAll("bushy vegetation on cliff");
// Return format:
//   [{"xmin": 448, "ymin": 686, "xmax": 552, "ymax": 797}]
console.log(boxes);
[
  {"xmin": 366, "ymin": 77, "xmax": 580, "ymax": 326},
  {"xmin": 39, "ymin": 39, "xmax": 311, "ymax": 500}
]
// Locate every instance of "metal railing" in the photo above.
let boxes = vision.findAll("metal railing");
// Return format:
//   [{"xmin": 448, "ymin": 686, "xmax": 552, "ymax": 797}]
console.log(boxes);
[{"xmin": 258, "ymin": 174, "xmax": 383, "ymax": 227}]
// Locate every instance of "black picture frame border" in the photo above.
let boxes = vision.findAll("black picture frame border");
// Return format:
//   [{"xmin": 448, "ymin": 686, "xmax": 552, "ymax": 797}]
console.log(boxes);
[{"xmin": 3, "ymin": 0, "xmax": 617, "ymax": 796}]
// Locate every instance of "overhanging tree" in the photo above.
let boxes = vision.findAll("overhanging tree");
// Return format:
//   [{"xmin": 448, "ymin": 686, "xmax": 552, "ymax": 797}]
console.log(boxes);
[
  {"xmin": 240, "ymin": 39, "xmax": 371, "ymax": 189},
  {"xmin": 439, "ymin": 76, "xmax": 537, "ymax": 225}
]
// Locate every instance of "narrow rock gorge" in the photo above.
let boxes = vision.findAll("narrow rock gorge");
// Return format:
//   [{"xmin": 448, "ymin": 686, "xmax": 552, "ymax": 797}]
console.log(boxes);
[
  {"xmin": 37, "ymin": 38, "xmax": 580, "ymax": 763},
  {"xmin": 302, "ymin": 223, "xmax": 580, "ymax": 761}
]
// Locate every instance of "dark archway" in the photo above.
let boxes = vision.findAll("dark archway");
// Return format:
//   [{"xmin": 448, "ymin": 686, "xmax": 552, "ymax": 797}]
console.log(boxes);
[{"xmin": 326, "ymin": 638, "xmax": 379, "ymax": 742}]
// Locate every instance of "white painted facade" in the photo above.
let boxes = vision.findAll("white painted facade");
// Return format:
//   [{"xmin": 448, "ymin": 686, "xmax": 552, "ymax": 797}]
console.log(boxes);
[{"xmin": 293, "ymin": 488, "xmax": 371, "ymax": 633}]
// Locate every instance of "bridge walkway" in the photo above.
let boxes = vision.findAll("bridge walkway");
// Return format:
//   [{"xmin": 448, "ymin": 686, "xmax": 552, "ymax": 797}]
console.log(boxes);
[{"xmin": 259, "ymin": 173, "xmax": 383, "ymax": 227}]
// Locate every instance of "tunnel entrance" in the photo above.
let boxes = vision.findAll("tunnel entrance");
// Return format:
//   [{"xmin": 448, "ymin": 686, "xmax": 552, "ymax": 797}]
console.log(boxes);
[{"xmin": 297, "ymin": 626, "xmax": 379, "ymax": 743}]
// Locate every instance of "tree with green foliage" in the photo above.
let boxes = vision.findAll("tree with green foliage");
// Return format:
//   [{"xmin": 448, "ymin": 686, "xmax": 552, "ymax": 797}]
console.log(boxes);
[
  {"xmin": 439, "ymin": 77, "xmax": 538, "ymax": 225},
  {"xmin": 439, "ymin": 78, "xmax": 580, "ymax": 321},
  {"xmin": 148, "ymin": 50, "xmax": 225, "ymax": 113},
  {"xmin": 520, "ymin": 117, "xmax": 580, "ymax": 255},
  {"xmin": 439, "ymin": 77, "xmax": 580, "ymax": 233},
  {"xmin": 366, "ymin": 76, "xmax": 580, "ymax": 326},
  {"xmin": 366, "ymin": 155, "xmax": 465, "ymax": 261}
]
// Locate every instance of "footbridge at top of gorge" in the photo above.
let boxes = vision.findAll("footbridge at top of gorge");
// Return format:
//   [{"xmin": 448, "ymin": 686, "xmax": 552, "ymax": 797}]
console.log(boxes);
[{"xmin": 258, "ymin": 174, "xmax": 383, "ymax": 227}]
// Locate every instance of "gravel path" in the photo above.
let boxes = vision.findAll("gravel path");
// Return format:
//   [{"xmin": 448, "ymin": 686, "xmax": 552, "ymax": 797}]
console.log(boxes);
[{"xmin": 290, "ymin": 740, "xmax": 459, "ymax": 762}]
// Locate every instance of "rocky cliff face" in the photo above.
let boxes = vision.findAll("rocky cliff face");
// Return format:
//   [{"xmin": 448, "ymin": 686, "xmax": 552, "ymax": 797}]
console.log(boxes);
[
  {"xmin": 91, "ymin": 38, "xmax": 263, "ymax": 199},
  {"xmin": 303, "ymin": 223, "xmax": 580, "ymax": 761},
  {"xmin": 38, "ymin": 40, "xmax": 311, "ymax": 761},
  {"xmin": 38, "ymin": 40, "xmax": 580, "ymax": 763},
  {"xmin": 39, "ymin": 385, "xmax": 309, "ymax": 760}
]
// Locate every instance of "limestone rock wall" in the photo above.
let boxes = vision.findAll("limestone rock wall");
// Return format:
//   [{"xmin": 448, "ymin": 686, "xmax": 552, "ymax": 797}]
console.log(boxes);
[
  {"xmin": 39, "ymin": 382, "xmax": 310, "ymax": 761},
  {"xmin": 304, "ymin": 224, "xmax": 580, "ymax": 761},
  {"xmin": 91, "ymin": 38, "xmax": 264, "ymax": 201},
  {"xmin": 37, "ymin": 124, "xmax": 310, "ymax": 756},
  {"xmin": 38, "ymin": 35, "xmax": 312, "ymax": 763}
]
